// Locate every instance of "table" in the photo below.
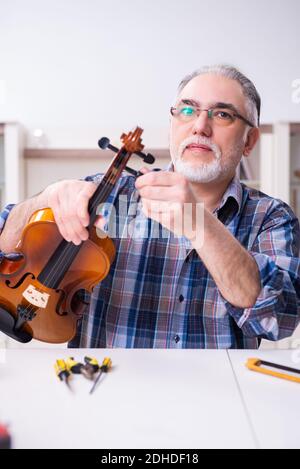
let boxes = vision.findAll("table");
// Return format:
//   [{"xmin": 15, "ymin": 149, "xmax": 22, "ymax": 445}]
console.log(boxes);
[
  {"xmin": 0, "ymin": 348, "xmax": 299, "ymax": 449},
  {"xmin": 228, "ymin": 349, "xmax": 300, "ymax": 449}
]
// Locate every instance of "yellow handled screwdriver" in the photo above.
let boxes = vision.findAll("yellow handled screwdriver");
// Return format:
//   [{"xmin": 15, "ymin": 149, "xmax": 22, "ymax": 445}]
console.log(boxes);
[
  {"xmin": 89, "ymin": 357, "xmax": 112, "ymax": 394},
  {"xmin": 66, "ymin": 357, "xmax": 94, "ymax": 380},
  {"xmin": 246, "ymin": 357, "xmax": 300, "ymax": 383},
  {"xmin": 54, "ymin": 359, "xmax": 72, "ymax": 390},
  {"xmin": 84, "ymin": 356, "xmax": 100, "ymax": 378}
]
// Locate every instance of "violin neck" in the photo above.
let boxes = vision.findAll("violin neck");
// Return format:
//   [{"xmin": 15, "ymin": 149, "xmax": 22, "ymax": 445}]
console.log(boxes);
[
  {"xmin": 87, "ymin": 148, "xmax": 131, "ymax": 227},
  {"xmin": 37, "ymin": 149, "xmax": 132, "ymax": 289}
]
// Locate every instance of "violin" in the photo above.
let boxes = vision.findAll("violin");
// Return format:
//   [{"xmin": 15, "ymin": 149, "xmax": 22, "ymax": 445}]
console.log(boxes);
[{"xmin": 0, "ymin": 127, "xmax": 155, "ymax": 343}]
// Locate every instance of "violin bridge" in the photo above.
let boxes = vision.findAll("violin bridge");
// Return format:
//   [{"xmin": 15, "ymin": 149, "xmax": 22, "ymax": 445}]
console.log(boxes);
[{"xmin": 22, "ymin": 284, "xmax": 50, "ymax": 309}]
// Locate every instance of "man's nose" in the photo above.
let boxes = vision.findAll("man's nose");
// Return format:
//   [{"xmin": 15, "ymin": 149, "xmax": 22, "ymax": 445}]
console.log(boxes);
[{"xmin": 192, "ymin": 110, "xmax": 212, "ymax": 137}]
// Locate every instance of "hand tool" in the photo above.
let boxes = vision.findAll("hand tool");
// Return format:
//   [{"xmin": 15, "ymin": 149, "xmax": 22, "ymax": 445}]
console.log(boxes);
[
  {"xmin": 89, "ymin": 357, "xmax": 112, "ymax": 394},
  {"xmin": 84, "ymin": 356, "xmax": 100, "ymax": 378},
  {"xmin": 66, "ymin": 356, "xmax": 94, "ymax": 380},
  {"xmin": 54, "ymin": 359, "xmax": 72, "ymax": 390},
  {"xmin": 0, "ymin": 423, "xmax": 11, "ymax": 449},
  {"xmin": 246, "ymin": 357, "xmax": 300, "ymax": 384}
]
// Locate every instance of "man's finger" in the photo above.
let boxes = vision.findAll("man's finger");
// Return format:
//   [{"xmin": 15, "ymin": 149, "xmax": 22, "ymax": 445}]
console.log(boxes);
[
  {"xmin": 94, "ymin": 215, "xmax": 106, "ymax": 230},
  {"xmin": 135, "ymin": 170, "xmax": 179, "ymax": 189},
  {"xmin": 138, "ymin": 185, "xmax": 178, "ymax": 201},
  {"xmin": 138, "ymin": 166, "xmax": 151, "ymax": 174}
]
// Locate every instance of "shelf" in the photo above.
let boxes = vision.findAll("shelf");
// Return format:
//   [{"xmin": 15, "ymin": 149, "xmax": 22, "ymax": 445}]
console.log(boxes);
[
  {"xmin": 24, "ymin": 148, "xmax": 171, "ymax": 160},
  {"xmin": 0, "ymin": 123, "xmax": 24, "ymax": 207}
]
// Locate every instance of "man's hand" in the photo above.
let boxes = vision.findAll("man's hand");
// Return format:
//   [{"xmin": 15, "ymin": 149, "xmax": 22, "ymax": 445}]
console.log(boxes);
[
  {"xmin": 44, "ymin": 179, "xmax": 105, "ymax": 245},
  {"xmin": 135, "ymin": 169, "xmax": 260, "ymax": 307},
  {"xmin": 135, "ymin": 169, "xmax": 202, "ymax": 241},
  {"xmin": 0, "ymin": 178, "xmax": 106, "ymax": 252}
]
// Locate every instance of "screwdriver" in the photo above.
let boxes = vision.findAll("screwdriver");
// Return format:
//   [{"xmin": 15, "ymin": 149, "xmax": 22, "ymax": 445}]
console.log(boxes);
[
  {"xmin": 54, "ymin": 359, "xmax": 72, "ymax": 390},
  {"xmin": 0, "ymin": 423, "xmax": 11, "ymax": 449},
  {"xmin": 84, "ymin": 356, "xmax": 100, "ymax": 378},
  {"xmin": 89, "ymin": 357, "xmax": 112, "ymax": 394},
  {"xmin": 66, "ymin": 357, "xmax": 94, "ymax": 380}
]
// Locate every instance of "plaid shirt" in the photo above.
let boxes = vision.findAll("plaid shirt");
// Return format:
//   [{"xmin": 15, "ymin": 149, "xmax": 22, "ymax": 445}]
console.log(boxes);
[{"xmin": 1, "ymin": 169, "xmax": 300, "ymax": 348}]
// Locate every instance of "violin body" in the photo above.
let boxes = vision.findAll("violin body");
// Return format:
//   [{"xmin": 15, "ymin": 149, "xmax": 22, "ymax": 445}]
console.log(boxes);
[
  {"xmin": 0, "ymin": 208, "xmax": 115, "ymax": 343},
  {"xmin": 0, "ymin": 127, "xmax": 154, "ymax": 344}
]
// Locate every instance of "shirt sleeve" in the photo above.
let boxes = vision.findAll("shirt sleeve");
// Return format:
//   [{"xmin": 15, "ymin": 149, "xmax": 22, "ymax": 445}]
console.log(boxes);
[
  {"xmin": 0, "ymin": 204, "xmax": 16, "ymax": 260},
  {"xmin": 223, "ymin": 201, "xmax": 300, "ymax": 341},
  {"xmin": 0, "ymin": 204, "xmax": 15, "ymax": 236}
]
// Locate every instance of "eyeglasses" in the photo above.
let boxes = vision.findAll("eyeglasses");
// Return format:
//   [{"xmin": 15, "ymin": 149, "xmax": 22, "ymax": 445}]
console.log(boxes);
[{"xmin": 170, "ymin": 103, "xmax": 254, "ymax": 128}]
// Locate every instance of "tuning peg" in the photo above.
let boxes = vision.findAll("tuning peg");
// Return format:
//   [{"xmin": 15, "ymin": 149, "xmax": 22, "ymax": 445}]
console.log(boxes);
[
  {"xmin": 0, "ymin": 252, "xmax": 24, "ymax": 264},
  {"xmin": 146, "ymin": 153, "xmax": 155, "ymax": 164},
  {"xmin": 125, "ymin": 167, "xmax": 143, "ymax": 178},
  {"xmin": 98, "ymin": 136, "xmax": 155, "ymax": 164},
  {"xmin": 98, "ymin": 137, "xmax": 118, "ymax": 153},
  {"xmin": 136, "ymin": 151, "xmax": 155, "ymax": 164}
]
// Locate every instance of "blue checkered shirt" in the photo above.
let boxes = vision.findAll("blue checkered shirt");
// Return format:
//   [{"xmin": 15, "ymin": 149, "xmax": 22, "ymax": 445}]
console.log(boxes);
[{"xmin": 1, "ymin": 170, "xmax": 300, "ymax": 348}]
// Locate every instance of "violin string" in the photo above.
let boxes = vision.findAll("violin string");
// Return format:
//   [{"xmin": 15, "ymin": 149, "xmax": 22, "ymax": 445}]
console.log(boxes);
[
  {"xmin": 22, "ymin": 135, "xmax": 143, "ymax": 323},
  {"xmin": 20, "ymin": 162, "xmax": 123, "ymax": 322},
  {"xmin": 21, "ymin": 173, "xmax": 116, "ymax": 322},
  {"xmin": 46, "ymin": 170, "xmax": 122, "ymax": 294},
  {"xmin": 42, "ymin": 171, "xmax": 116, "ymax": 284}
]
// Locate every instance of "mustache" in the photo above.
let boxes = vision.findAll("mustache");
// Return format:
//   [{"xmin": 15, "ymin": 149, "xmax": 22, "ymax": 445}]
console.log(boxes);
[{"xmin": 178, "ymin": 136, "xmax": 221, "ymax": 160}]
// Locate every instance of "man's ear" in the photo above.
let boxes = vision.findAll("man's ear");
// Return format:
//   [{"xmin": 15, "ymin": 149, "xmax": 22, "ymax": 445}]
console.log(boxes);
[{"xmin": 243, "ymin": 127, "xmax": 260, "ymax": 157}]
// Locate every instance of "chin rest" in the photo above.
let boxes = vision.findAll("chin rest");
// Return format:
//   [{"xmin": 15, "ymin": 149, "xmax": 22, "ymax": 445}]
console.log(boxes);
[
  {"xmin": 0, "ymin": 306, "xmax": 32, "ymax": 343},
  {"xmin": 0, "ymin": 252, "xmax": 24, "ymax": 263},
  {"xmin": 0, "ymin": 251, "xmax": 31, "ymax": 343}
]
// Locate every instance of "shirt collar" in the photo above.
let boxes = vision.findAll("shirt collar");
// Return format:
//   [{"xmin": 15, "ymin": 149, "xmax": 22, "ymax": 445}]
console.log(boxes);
[{"xmin": 216, "ymin": 174, "xmax": 243, "ymax": 216}]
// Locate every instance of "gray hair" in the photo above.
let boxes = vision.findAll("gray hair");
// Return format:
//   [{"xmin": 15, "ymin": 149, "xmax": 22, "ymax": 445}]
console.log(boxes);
[{"xmin": 177, "ymin": 64, "xmax": 261, "ymax": 127}]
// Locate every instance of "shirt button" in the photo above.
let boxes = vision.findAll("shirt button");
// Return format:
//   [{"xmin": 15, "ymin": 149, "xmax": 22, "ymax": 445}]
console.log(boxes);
[
  {"xmin": 174, "ymin": 335, "xmax": 180, "ymax": 343},
  {"xmin": 178, "ymin": 294, "xmax": 184, "ymax": 302}
]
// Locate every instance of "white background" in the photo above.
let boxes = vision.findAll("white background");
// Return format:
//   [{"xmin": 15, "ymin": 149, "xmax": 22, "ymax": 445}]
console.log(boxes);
[{"xmin": 0, "ymin": 0, "xmax": 300, "ymax": 148}]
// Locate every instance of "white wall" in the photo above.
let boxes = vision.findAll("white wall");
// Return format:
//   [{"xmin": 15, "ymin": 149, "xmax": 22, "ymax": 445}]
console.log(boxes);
[{"xmin": 0, "ymin": 0, "xmax": 300, "ymax": 148}]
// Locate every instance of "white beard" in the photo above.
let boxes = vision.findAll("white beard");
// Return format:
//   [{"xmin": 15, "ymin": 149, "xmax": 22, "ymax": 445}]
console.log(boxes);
[
  {"xmin": 174, "ymin": 155, "xmax": 222, "ymax": 183},
  {"xmin": 171, "ymin": 135, "xmax": 244, "ymax": 183}
]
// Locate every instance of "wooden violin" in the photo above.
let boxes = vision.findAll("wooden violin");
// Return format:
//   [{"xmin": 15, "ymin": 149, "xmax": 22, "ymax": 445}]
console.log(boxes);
[{"xmin": 0, "ymin": 127, "xmax": 155, "ymax": 343}]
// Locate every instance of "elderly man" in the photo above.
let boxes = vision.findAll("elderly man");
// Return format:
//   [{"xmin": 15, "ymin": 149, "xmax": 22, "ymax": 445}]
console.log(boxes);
[{"xmin": 1, "ymin": 64, "xmax": 300, "ymax": 348}]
